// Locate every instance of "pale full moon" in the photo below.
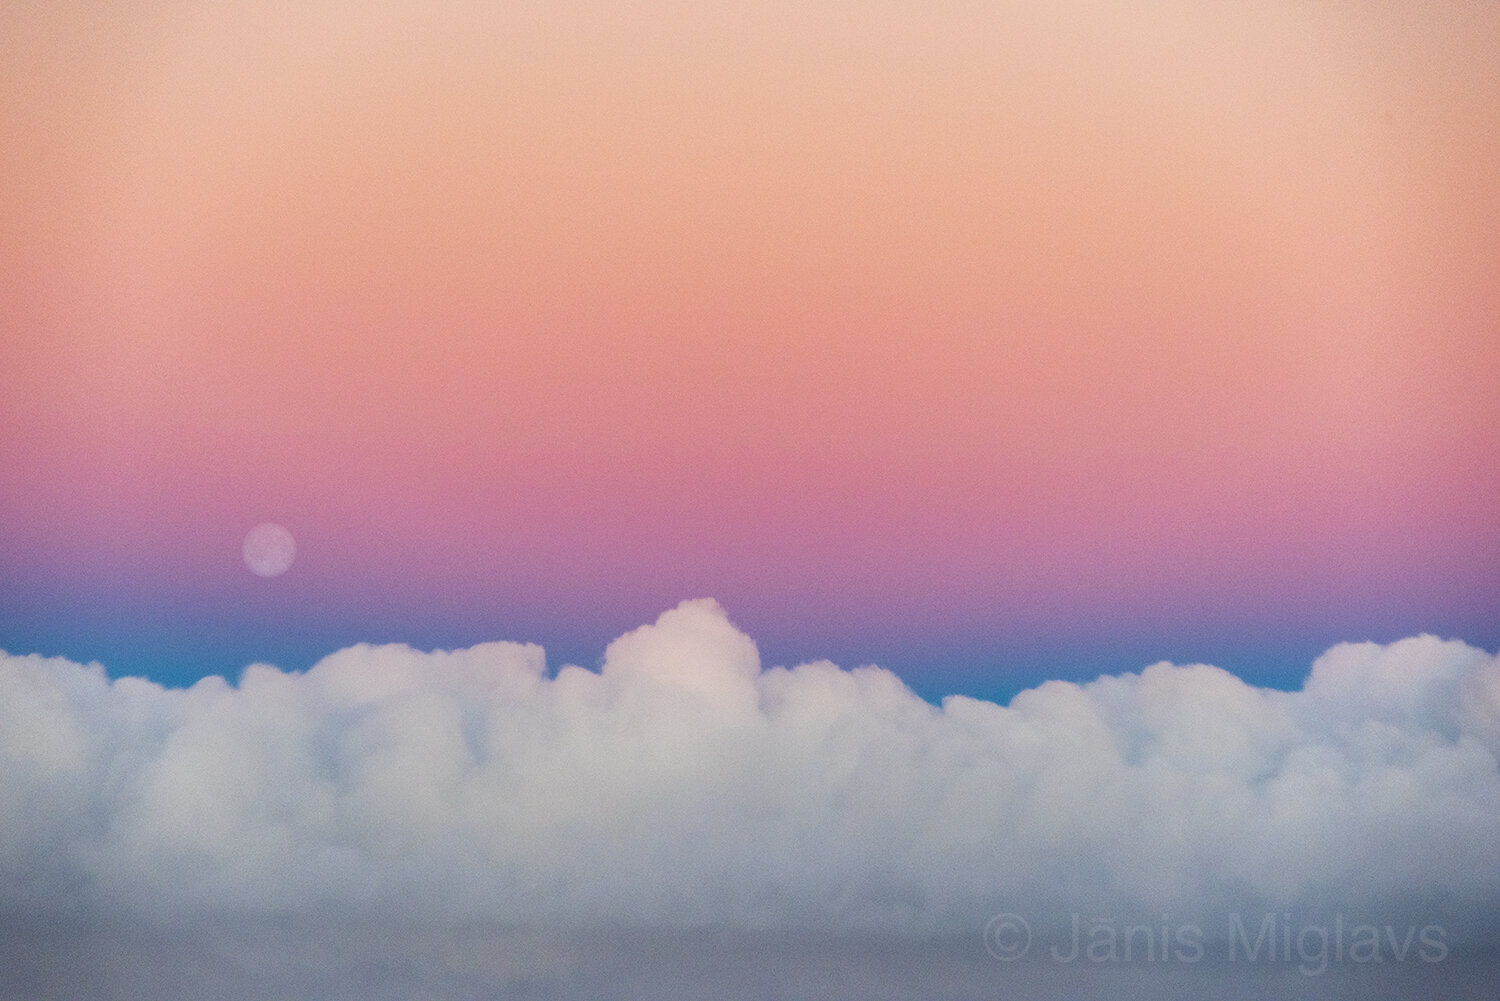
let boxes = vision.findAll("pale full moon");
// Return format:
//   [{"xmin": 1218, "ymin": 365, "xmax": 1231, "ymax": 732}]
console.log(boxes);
[{"xmin": 242, "ymin": 523, "xmax": 296, "ymax": 578}]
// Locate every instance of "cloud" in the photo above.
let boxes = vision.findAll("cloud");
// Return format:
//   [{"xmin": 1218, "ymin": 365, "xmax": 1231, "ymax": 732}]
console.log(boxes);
[{"xmin": 2, "ymin": 598, "xmax": 1498, "ymax": 944}]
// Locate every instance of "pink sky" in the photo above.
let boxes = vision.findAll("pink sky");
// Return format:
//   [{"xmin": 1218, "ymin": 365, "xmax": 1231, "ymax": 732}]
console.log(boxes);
[{"xmin": 2, "ymin": 0, "xmax": 1496, "ymax": 683}]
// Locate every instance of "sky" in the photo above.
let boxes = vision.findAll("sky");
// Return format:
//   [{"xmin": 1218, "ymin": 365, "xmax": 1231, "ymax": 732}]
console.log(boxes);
[
  {"xmin": 3, "ymin": 0, "xmax": 1497, "ymax": 694},
  {"xmin": 2, "ymin": 0, "xmax": 1498, "ymax": 997}
]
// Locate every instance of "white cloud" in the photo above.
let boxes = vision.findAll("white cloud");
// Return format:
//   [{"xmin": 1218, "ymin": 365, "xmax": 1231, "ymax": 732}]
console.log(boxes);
[{"xmin": 2, "ymin": 599, "xmax": 1498, "ymax": 941}]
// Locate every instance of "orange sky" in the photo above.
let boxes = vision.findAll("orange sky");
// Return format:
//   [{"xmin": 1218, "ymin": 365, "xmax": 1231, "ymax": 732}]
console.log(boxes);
[{"xmin": 3, "ymin": 0, "xmax": 1497, "ymax": 680}]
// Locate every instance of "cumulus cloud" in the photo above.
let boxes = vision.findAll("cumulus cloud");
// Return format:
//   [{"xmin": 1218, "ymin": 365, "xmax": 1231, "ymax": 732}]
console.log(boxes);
[{"xmin": 2, "ymin": 598, "xmax": 1499, "ymax": 946}]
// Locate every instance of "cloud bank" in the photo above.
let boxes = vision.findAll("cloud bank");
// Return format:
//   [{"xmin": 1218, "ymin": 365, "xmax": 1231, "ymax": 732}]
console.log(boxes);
[{"xmin": 3, "ymin": 599, "xmax": 1499, "ymax": 943}]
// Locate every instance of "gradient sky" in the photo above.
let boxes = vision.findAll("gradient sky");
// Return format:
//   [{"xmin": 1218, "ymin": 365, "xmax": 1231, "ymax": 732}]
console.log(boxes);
[{"xmin": 2, "ymin": 0, "xmax": 1497, "ymax": 694}]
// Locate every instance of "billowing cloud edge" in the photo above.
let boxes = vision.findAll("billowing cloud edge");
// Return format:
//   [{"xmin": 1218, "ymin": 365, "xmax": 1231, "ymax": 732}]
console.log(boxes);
[{"xmin": 2, "ymin": 599, "xmax": 1498, "ymax": 940}]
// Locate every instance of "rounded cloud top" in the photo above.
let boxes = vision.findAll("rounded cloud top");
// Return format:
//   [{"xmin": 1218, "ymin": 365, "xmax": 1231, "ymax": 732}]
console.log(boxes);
[{"xmin": 1, "ymin": 601, "xmax": 1498, "ymax": 938}]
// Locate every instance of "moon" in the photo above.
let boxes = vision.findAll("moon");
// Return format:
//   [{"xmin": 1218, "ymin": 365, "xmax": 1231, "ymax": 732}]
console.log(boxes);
[{"xmin": 242, "ymin": 523, "xmax": 296, "ymax": 578}]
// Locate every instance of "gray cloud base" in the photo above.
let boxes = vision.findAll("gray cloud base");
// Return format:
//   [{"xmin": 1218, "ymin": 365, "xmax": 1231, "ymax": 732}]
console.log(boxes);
[{"xmin": 3, "ymin": 599, "xmax": 1498, "ymax": 940}]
